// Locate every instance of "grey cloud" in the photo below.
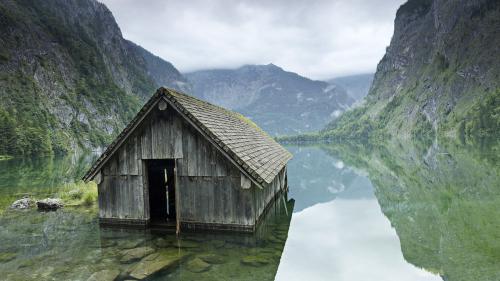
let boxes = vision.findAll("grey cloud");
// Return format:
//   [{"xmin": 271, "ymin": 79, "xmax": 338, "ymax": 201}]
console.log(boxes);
[{"xmin": 99, "ymin": 0, "xmax": 405, "ymax": 79}]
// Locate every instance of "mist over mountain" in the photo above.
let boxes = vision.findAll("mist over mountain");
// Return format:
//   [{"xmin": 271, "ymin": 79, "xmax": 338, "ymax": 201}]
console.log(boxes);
[
  {"xmin": 0, "ymin": 0, "xmax": 187, "ymax": 155},
  {"xmin": 186, "ymin": 64, "xmax": 355, "ymax": 135},
  {"xmin": 328, "ymin": 73, "xmax": 374, "ymax": 101}
]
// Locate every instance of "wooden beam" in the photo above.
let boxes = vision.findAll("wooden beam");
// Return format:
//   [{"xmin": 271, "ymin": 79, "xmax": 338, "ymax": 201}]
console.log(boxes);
[
  {"xmin": 162, "ymin": 95, "xmax": 264, "ymax": 189},
  {"xmin": 84, "ymin": 98, "xmax": 162, "ymax": 182},
  {"xmin": 175, "ymin": 162, "xmax": 180, "ymax": 235}
]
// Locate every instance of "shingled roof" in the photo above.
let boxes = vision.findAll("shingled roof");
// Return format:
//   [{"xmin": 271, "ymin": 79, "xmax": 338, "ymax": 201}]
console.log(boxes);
[{"xmin": 83, "ymin": 87, "xmax": 292, "ymax": 186}]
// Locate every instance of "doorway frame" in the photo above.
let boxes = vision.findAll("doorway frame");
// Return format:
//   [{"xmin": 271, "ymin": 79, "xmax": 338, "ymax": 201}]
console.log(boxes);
[{"xmin": 144, "ymin": 159, "xmax": 178, "ymax": 228}]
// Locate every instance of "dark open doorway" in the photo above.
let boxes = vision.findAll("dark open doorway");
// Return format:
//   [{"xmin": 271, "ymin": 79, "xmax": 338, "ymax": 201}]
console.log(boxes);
[{"xmin": 147, "ymin": 159, "xmax": 176, "ymax": 225}]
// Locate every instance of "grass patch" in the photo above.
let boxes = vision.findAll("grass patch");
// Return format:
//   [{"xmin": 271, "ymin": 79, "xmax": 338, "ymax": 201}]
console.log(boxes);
[{"xmin": 57, "ymin": 180, "xmax": 97, "ymax": 207}]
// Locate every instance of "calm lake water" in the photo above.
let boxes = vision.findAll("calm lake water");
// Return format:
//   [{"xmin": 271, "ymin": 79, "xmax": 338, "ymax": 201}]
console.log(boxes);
[{"xmin": 0, "ymin": 140, "xmax": 498, "ymax": 280}]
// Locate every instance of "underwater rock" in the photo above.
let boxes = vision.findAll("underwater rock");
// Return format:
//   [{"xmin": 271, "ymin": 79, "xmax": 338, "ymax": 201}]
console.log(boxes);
[
  {"xmin": 99, "ymin": 240, "xmax": 118, "ymax": 248},
  {"xmin": 86, "ymin": 269, "xmax": 120, "ymax": 281},
  {"xmin": 36, "ymin": 198, "xmax": 63, "ymax": 211},
  {"xmin": 241, "ymin": 255, "xmax": 271, "ymax": 267},
  {"xmin": 119, "ymin": 239, "xmax": 144, "ymax": 249},
  {"xmin": 198, "ymin": 254, "xmax": 226, "ymax": 264},
  {"xmin": 128, "ymin": 250, "xmax": 190, "ymax": 280},
  {"xmin": 177, "ymin": 240, "xmax": 200, "ymax": 249},
  {"xmin": 120, "ymin": 247, "xmax": 155, "ymax": 264},
  {"xmin": 208, "ymin": 240, "xmax": 225, "ymax": 249},
  {"xmin": 0, "ymin": 252, "xmax": 16, "ymax": 263},
  {"xmin": 186, "ymin": 257, "xmax": 211, "ymax": 273},
  {"xmin": 154, "ymin": 238, "xmax": 172, "ymax": 248},
  {"xmin": 10, "ymin": 196, "xmax": 33, "ymax": 209},
  {"xmin": 223, "ymin": 243, "xmax": 237, "ymax": 249}
]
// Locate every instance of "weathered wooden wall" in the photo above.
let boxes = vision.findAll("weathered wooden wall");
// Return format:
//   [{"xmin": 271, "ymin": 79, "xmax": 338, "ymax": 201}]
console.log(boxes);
[
  {"xmin": 177, "ymin": 176, "xmax": 255, "ymax": 227},
  {"xmin": 97, "ymin": 100, "xmax": 285, "ymax": 230},
  {"xmin": 98, "ymin": 175, "xmax": 145, "ymax": 220},
  {"xmin": 253, "ymin": 167, "xmax": 286, "ymax": 223}
]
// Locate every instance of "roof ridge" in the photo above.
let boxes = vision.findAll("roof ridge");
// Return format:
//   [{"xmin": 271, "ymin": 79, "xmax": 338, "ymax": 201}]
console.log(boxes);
[{"xmin": 83, "ymin": 87, "xmax": 292, "ymax": 185}]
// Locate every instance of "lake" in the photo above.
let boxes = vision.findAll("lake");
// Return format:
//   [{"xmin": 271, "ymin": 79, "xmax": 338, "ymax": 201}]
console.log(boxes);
[{"xmin": 0, "ymin": 140, "xmax": 498, "ymax": 280}]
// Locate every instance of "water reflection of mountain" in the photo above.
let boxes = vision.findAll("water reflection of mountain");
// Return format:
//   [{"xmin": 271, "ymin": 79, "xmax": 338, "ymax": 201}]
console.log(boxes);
[
  {"xmin": 285, "ymin": 145, "xmax": 372, "ymax": 211},
  {"xmin": 0, "ymin": 154, "xmax": 96, "ymax": 210},
  {"xmin": 322, "ymin": 140, "xmax": 500, "ymax": 281}
]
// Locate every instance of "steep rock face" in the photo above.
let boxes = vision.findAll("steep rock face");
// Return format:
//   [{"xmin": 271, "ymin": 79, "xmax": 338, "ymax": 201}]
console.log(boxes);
[
  {"xmin": 127, "ymin": 41, "xmax": 191, "ymax": 94},
  {"xmin": 0, "ymin": 0, "xmax": 187, "ymax": 155},
  {"xmin": 324, "ymin": 0, "xmax": 499, "ymax": 143},
  {"xmin": 186, "ymin": 64, "xmax": 354, "ymax": 135}
]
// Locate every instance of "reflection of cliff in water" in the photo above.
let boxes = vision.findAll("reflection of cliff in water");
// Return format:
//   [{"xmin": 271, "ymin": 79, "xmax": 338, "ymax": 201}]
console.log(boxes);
[
  {"xmin": 0, "ymin": 154, "xmax": 96, "ymax": 210},
  {"xmin": 285, "ymin": 145, "xmax": 371, "ymax": 212},
  {"xmin": 322, "ymin": 140, "xmax": 500, "ymax": 281}
]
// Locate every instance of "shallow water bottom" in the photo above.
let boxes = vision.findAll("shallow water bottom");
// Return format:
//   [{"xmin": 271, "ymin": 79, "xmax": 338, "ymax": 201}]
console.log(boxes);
[{"xmin": 0, "ymin": 199, "xmax": 292, "ymax": 281}]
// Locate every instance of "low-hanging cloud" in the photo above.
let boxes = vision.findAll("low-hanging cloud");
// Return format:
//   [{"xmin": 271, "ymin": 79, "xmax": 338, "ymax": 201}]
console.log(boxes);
[{"xmin": 99, "ymin": 0, "xmax": 405, "ymax": 80}]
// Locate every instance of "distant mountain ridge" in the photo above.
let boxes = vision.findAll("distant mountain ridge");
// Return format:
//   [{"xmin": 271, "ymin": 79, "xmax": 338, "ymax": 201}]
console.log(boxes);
[
  {"xmin": 0, "ymin": 0, "xmax": 188, "ymax": 156},
  {"xmin": 186, "ymin": 64, "xmax": 355, "ymax": 135}
]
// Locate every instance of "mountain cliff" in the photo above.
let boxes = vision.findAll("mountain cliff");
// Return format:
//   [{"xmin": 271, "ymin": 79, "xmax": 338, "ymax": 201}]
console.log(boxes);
[
  {"xmin": 0, "ymin": 0, "xmax": 188, "ymax": 156},
  {"xmin": 323, "ymin": 0, "xmax": 499, "ymax": 144},
  {"xmin": 186, "ymin": 64, "xmax": 354, "ymax": 135}
]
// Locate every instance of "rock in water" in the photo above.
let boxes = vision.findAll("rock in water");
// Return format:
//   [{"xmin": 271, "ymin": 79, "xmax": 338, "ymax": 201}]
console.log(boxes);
[
  {"xmin": 120, "ymin": 247, "xmax": 155, "ymax": 264},
  {"xmin": 186, "ymin": 258, "xmax": 211, "ymax": 273},
  {"xmin": 199, "ymin": 254, "xmax": 226, "ymax": 264},
  {"xmin": 241, "ymin": 255, "xmax": 271, "ymax": 267},
  {"xmin": 177, "ymin": 240, "xmax": 200, "ymax": 249},
  {"xmin": 128, "ymin": 249, "xmax": 190, "ymax": 280},
  {"xmin": 10, "ymin": 197, "xmax": 33, "ymax": 209},
  {"xmin": 36, "ymin": 198, "xmax": 63, "ymax": 211},
  {"xmin": 86, "ymin": 269, "xmax": 120, "ymax": 281}
]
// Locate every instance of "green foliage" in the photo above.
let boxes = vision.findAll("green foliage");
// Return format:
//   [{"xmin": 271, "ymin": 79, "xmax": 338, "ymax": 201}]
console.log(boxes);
[
  {"xmin": 460, "ymin": 89, "xmax": 500, "ymax": 142},
  {"xmin": 82, "ymin": 190, "xmax": 97, "ymax": 207},
  {"xmin": 58, "ymin": 180, "xmax": 97, "ymax": 207},
  {"xmin": 275, "ymin": 132, "xmax": 322, "ymax": 144},
  {"xmin": 321, "ymin": 106, "xmax": 376, "ymax": 141},
  {"xmin": 0, "ymin": 0, "xmax": 146, "ymax": 156},
  {"xmin": 411, "ymin": 112, "xmax": 435, "ymax": 149}
]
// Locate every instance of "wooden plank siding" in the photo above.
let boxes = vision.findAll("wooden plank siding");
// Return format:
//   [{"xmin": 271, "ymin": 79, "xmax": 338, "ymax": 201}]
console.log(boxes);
[
  {"xmin": 177, "ymin": 176, "xmax": 254, "ymax": 227},
  {"xmin": 253, "ymin": 168, "xmax": 287, "ymax": 223},
  {"xmin": 96, "ymin": 103, "xmax": 285, "ymax": 231}
]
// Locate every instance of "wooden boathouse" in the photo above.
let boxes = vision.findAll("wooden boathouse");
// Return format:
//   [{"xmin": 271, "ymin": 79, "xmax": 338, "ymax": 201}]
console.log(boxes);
[{"xmin": 83, "ymin": 87, "xmax": 292, "ymax": 232}]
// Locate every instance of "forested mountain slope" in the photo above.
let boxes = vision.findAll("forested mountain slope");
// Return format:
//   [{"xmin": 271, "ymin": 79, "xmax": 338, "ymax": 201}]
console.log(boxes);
[{"xmin": 0, "ymin": 0, "xmax": 188, "ymax": 156}]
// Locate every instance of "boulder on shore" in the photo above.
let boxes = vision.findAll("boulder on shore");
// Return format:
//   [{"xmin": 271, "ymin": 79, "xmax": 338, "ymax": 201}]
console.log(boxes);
[
  {"xmin": 10, "ymin": 196, "xmax": 33, "ymax": 209},
  {"xmin": 36, "ymin": 198, "xmax": 63, "ymax": 211}
]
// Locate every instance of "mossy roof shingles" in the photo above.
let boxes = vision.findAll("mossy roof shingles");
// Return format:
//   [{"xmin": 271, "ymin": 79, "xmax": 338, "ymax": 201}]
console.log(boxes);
[
  {"xmin": 168, "ymin": 89, "xmax": 292, "ymax": 184},
  {"xmin": 83, "ymin": 87, "xmax": 292, "ymax": 186}
]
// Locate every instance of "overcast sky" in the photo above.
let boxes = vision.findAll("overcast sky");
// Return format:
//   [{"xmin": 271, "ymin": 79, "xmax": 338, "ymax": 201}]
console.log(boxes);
[{"xmin": 99, "ymin": 0, "xmax": 405, "ymax": 80}]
